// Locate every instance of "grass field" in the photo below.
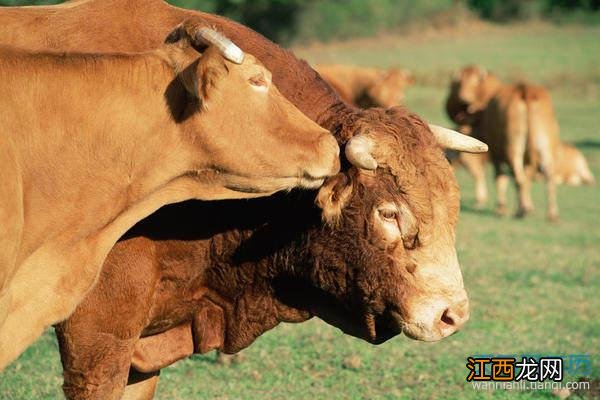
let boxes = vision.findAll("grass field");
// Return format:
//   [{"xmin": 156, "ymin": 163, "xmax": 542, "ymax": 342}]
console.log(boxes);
[{"xmin": 1, "ymin": 22, "xmax": 599, "ymax": 400}]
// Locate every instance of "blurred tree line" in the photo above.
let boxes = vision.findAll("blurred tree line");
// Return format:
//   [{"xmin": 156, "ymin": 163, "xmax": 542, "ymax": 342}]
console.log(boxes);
[{"xmin": 1, "ymin": 0, "xmax": 599, "ymax": 43}]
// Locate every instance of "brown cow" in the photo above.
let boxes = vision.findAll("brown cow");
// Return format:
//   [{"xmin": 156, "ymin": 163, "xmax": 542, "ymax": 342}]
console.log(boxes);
[
  {"xmin": 316, "ymin": 64, "xmax": 415, "ymax": 108},
  {"xmin": 446, "ymin": 65, "xmax": 562, "ymax": 221},
  {"xmin": 553, "ymin": 142, "xmax": 595, "ymax": 186},
  {"xmin": 0, "ymin": 25, "xmax": 341, "ymax": 368},
  {"xmin": 56, "ymin": 107, "xmax": 472, "ymax": 400}
]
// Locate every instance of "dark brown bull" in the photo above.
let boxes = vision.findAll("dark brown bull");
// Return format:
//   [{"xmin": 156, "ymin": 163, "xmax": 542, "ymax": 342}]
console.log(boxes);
[{"xmin": 57, "ymin": 107, "xmax": 471, "ymax": 400}]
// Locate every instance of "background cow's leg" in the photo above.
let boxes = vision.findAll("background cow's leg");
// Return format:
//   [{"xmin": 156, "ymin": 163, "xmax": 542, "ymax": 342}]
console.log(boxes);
[
  {"xmin": 56, "ymin": 325, "xmax": 136, "ymax": 400},
  {"xmin": 493, "ymin": 161, "xmax": 510, "ymax": 217},
  {"xmin": 539, "ymin": 156, "xmax": 560, "ymax": 222},
  {"xmin": 508, "ymin": 141, "xmax": 534, "ymax": 218},
  {"xmin": 122, "ymin": 370, "xmax": 161, "ymax": 400},
  {"xmin": 512, "ymin": 164, "xmax": 534, "ymax": 218},
  {"xmin": 460, "ymin": 152, "xmax": 488, "ymax": 208}
]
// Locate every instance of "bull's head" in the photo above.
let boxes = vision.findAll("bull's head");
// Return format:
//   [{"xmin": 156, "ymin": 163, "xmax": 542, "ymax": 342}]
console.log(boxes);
[{"xmin": 304, "ymin": 108, "xmax": 486, "ymax": 343}]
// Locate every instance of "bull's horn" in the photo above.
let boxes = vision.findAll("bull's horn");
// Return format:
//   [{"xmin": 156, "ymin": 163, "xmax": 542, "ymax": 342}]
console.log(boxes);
[
  {"xmin": 345, "ymin": 134, "xmax": 377, "ymax": 170},
  {"xmin": 195, "ymin": 27, "xmax": 245, "ymax": 64},
  {"xmin": 428, "ymin": 124, "xmax": 488, "ymax": 153}
]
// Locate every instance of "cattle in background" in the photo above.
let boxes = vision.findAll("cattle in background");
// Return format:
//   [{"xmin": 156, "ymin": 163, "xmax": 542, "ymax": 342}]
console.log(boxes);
[
  {"xmin": 446, "ymin": 65, "xmax": 567, "ymax": 222},
  {"xmin": 316, "ymin": 64, "xmax": 415, "ymax": 108},
  {"xmin": 0, "ymin": 24, "xmax": 341, "ymax": 368},
  {"xmin": 57, "ymin": 107, "xmax": 474, "ymax": 400},
  {"xmin": 554, "ymin": 142, "xmax": 595, "ymax": 186}
]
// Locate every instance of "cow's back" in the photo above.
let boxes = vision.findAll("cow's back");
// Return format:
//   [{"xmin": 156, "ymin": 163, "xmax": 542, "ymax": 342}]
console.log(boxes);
[
  {"xmin": 0, "ymin": 0, "xmax": 181, "ymax": 53},
  {"xmin": 480, "ymin": 83, "xmax": 559, "ymax": 168}
]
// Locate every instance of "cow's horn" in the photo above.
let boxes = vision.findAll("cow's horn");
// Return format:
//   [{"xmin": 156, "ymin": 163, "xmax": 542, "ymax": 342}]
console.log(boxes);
[
  {"xmin": 345, "ymin": 134, "xmax": 377, "ymax": 170},
  {"xmin": 195, "ymin": 27, "xmax": 245, "ymax": 64},
  {"xmin": 428, "ymin": 124, "xmax": 488, "ymax": 153}
]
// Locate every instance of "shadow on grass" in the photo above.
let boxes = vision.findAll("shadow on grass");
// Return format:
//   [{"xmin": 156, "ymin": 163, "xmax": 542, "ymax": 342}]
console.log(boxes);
[
  {"xmin": 573, "ymin": 140, "xmax": 600, "ymax": 150},
  {"xmin": 460, "ymin": 203, "xmax": 498, "ymax": 217}
]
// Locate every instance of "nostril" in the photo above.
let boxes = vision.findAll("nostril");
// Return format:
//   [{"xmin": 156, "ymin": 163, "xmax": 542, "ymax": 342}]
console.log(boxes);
[
  {"xmin": 440, "ymin": 308, "xmax": 457, "ymax": 327},
  {"xmin": 436, "ymin": 298, "xmax": 470, "ymax": 338}
]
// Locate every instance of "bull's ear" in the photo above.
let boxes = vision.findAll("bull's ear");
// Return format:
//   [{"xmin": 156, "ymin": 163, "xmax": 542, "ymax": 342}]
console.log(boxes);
[{"xmin": 315, "ymin": 173, "xmax": 353, "ymax": 225}]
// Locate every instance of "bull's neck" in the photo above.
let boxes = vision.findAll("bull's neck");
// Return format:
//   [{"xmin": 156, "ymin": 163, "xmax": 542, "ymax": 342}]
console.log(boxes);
[
  {"xmin": 203, "ymin": 197, "xmax": 320, "ymax": 352},
  {"xmin": 6, "ymin": 52, "xmax": 191, "ymax": 260}
]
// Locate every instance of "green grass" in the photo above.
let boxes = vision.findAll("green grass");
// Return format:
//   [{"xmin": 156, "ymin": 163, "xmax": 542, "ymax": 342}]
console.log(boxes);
[{"xmin": 1, "ymin": 22, "xmax": 599, "ymax": 400}]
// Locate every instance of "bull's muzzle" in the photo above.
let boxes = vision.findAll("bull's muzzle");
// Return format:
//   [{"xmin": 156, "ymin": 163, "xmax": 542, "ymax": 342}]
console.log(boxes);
[{"xmin": 398, "ymin": 292, "xmax": 470, "ymax": 342}]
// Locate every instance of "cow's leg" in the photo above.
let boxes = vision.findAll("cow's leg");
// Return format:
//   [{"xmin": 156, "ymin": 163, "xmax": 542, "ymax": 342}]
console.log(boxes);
[
  {"xmin": 507, "ymin": 139, "xmax": 534, "ymax": 218},
  {"xmin": 56, "ymin": 325, "xmax": 137, "ymax": 400},
  {"xmin": 538, "ymin": 155, "xmax": 559, "ymax": 222},
  {"xmin": 493, "ymin": 161, "xmax": 510, "ymax": 217},
  {"xmin": 0, "ymin": 251, "xmax": 100, "ymax": 368},
  {"xmin": 122, "ymin": 370, "xmax": 161, "ymax": 400},
  {"xmin": 461, "ymin": 153, "xmax": 488, "ymax": 208}
]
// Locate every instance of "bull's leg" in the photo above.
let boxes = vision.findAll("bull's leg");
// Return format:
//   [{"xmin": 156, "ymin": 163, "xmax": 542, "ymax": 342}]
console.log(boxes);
[
  {"xmin": 122, "ymin": 370, "xmax": 161, "ymax": 400},
  {"xmin": 55, "ymin": 325, "xmax": 137, "ymax": 400},
  {"xmin": 460, "ymin": 153, "xmax": 488, "ymax": 208}
]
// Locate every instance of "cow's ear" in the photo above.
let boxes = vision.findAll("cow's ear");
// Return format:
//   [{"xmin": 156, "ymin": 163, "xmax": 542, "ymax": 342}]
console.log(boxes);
[
  {"xmin": 315, "ymin": 173, "xmax": 353, "ymax": 225},
  {"xmin": 178, "ymin": 47, "xmax": 227, "ymax": 107}
]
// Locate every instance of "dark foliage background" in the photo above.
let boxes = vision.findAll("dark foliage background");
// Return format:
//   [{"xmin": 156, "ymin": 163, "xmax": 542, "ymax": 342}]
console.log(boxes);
[{"xmin": 1, "ymin": 0, "xmax": 599, "ymax": 43}]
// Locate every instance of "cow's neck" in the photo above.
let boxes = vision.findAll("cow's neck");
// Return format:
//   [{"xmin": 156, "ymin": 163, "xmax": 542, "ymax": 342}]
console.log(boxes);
[{"xmin": 9, "ymin": 53, "xmax": 194, "ymax": 265}]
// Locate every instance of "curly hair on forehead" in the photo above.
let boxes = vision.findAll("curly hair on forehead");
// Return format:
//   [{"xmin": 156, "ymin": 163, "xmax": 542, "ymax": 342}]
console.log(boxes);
[{"xmin": 327, "ymin": 106, "xmax": 460, "ymax": 234}]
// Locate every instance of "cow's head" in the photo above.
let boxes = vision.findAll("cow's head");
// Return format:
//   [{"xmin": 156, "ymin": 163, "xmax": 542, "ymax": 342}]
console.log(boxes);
[
  {"xmin": 300, "ymin": 108, "xmax": 486, "ymax": 343},
  {"xmin": 162, "ymin": 22, "xmax": 340, "ymax": 195},
  {"xmin": 448, "ymin": 65, "xmax": 501, "ymax": 117},
  {"xmin": 364, "ymin": 68, "xmax": 414, "ymax": 108}
]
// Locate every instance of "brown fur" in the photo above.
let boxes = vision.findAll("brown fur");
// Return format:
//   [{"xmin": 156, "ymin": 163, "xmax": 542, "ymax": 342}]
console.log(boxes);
[
  {"xmin": 55, "ymin": 107, "xmax": 469, "ymax": 399},
  {"xmin": 446, "ymin": 65, "xmax": 561, "ymax": 221},
  {"xmin": 316, "ymin": 64, "xmax": 414, "ymax": 108},
  {"xmin": 0, "ymin": 28, "xmax": 340, "ymax": 368}
]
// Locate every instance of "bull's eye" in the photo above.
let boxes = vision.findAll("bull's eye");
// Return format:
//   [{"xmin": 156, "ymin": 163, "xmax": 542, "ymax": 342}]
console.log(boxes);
[{"xmin": 378, "ymin": 208, "xmax": 398, "ymax": 221}]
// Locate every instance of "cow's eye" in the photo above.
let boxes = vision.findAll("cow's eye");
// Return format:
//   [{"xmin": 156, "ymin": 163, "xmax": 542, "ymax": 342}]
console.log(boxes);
[
  {"xmin": 249, "ymin": 74, "xmax": 267, "ymax": 87},
  {"xmin": 379, "ymin": 208, "xmax": 398, "ymax": 221}
]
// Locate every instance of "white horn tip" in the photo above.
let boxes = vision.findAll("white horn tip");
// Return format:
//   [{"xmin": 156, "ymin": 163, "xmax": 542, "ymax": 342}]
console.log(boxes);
[
  {"xmin": 428, "ymin": 124, "xmax": 488, "ymax": 153},
  {"xmin": 223, "ymin": 45, "xmax": 245, "ymax": 64},
  {"xmin": 195, "ymin": 27, "xmax": 245, "ymax": 64}
]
